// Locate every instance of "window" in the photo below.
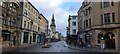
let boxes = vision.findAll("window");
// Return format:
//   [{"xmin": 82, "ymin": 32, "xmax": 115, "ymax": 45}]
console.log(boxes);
[
  {"xmin": 33, "ymin": 34, "xmax": 36, "ymax": 42},
  {"xmin": 24, "ymin": 10, "xmax": 27, "ymax": 16},
  {"xmin": 38, "ymin": 27, "xmax": 40, "ymax": 31},
  {"xmin": 101, "ymin": 14, "xmax": 103, "ymax": 24},
  {"xmin": 112, "ymin": 13, "xmax": 115, "ymax": 23},
  {"xmin": 25, "ymin": 2, "xmax": 27, "ymax": 7},
  {"xmin": 86, "ymin": 20, "xmax": 88, "ymax": 27},
  {"xmin": 104, "ymin": 13, "xmax": 110, "ymax": 23},
  {"xmin": 31, "ymin": 23, "xmax": 32, "ymax": 29},
  {"xmin": 103, "ymin": 2, "xmax": 110, "ymax": 8},
  {"xmin": 73, "ymin": 29, "xmax": 76, "ymax": 34},
  {"xmin": 104, "ymin": 13, "xmax": 110, "ymax": 24},
  {"xmin": 29, "ymin": 5, "xmax": 30, "ymax": 10},
  {"xmin": 84, "ymin": 21, "xmax": 85, "ymax": 28},
  {"xmin": 83, "ymin": 11, "xmax": 85, "ymax": 16},
  {"xmin": 111, "ymin": 1, "xmax": 114, "ymax": 6},
  {"xmin": 98, "ymin": 40, "xmax": 101, "ymax": 44},
  {"xmin": 89, "ymin": 19, "xmax": 91, "ymax": 26},
  {"xmin": 31, "ymin": 8, "xmax": 33, "ymax": 12},
  {"xmin": 2, "ymin": 2, "xmax": 5, "ymax": 7},
  {"xmin": 88, "ymin": 7, "xmax": 91, "ymax": 15},
  {"xmin": 86, "ymin": 9, "xmax": 88, "ymax": 16},
  {"xmin": 2, "ymin": 15, "xmax": 6, "ymax": 24},
  {"xmin": 13, "ymin": 18, "xmax": 16, "ymax": 26},
  {"xmin": 72, "ymin": 17, "xmax": 76, "ymax": 19},
  {"xmin": 101, "ymin": 2, "xmax": 102, "ymax": 8},
  {"xmin": 28, "ymin": 22, "xmax": 29, "ymax": 29},
  {"xmin": 5, "ymin": 18, "xmax": 7, "ymax": 25},
  {"xmin": 24, "ymin": 21, "xmax": 26, "ymax": 28},
  {"xmin": 72, "ymin": 22, "xmax": 76, "ymax": 26},
  {"xmin": 2, "ymin": 34, "xmax": 10, "ymax": 41}
]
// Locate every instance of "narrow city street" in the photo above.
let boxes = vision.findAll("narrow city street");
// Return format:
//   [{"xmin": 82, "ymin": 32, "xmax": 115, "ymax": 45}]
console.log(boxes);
[
  {"xmin": 2, "ymin": 41, "xmax": 119, "ymax": 54},
  {"xmin": 2, "ymin": 41, "xmax": 80, "ymax": 54}
]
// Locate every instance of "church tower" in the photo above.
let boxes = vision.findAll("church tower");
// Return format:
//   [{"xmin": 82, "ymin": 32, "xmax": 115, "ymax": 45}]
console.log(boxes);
[{"xmin": 50, "ymin": 14, "xmax": 56, "ymax": 33}]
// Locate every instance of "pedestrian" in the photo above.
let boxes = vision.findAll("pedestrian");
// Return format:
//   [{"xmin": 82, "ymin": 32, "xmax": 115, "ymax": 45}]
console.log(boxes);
[{"xmin": 44, "ymin": 39, "xmax": 46, "ymax": 45}]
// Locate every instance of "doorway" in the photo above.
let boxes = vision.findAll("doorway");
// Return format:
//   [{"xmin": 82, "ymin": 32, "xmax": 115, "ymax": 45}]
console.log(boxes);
[
  {"xmin": 23, "ymin": 32, "xmax": 29, "ymax": 43},
  {"xmin": 29, "ymin": 36, "xmax": 32, "ymax": 44},
  {"xmin": 104, "ymin": 32, "xmax": 115, "ymax": 49},
  {"xmin": 13, "ymin": 36, "xmax": 16, "ymax": 45}
]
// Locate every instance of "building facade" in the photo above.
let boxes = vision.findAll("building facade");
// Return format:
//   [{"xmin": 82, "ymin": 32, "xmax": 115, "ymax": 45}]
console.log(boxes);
[
  {"xmin": 0, "ymin": 0, "xmax": 21, "ymax": 47},
  {"xmin": 38, "ymin": 14, "xmax": 49, "ymax": 43},
  {"xmin": 78, "ymin": 0, "xmax": 120, "ymax": 50},
  {"xmin": 67, "ymin": 15, "xmax": 78, "ymax": 46},
  {"xmin": 78, "ymin": 6, "xmax": 84, "ymax": 43},
  {"xmin": 68, "ymin": 15, "xmax": 78, "ymax": 35},
  {"xmin": 0, "ymin": 0, "xmax": 49, "ymax": 48},
  {"xmin": 19, "ymin": 0, "xmax": 49, "ymax": 45},
  {"xmin": 20, "ymin": 0, "xmax": 40, "ymax": 45}
]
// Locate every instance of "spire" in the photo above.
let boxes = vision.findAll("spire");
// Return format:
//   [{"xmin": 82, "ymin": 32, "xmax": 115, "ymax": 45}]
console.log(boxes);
[
  {"xmin": 52, "ymin": 14, "xmax": 55, "ymax": 21},
  {"xmin": 50, "ymin": 14, "xmax": 56, "ymax": 27}
]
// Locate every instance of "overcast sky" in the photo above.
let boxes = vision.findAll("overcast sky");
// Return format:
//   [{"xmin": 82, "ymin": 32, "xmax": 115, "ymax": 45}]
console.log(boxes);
[{"xmin": 29, "ymin": 0, "xmax": 83, "ymax": 36}]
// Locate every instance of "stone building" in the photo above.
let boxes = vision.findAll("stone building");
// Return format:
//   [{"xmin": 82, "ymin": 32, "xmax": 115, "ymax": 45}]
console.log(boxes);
[
  {"xmin": 67, "ymin": 15, "xmax": 78, "ymax": 45},
  {"xmin": 68, "ymin": 15, "xmax": 78, "ymax": 35},
  {"xmin": 78, "ymin": 6, "xmax": 84, "ymax": 43},
  {"xmin": 50, "ymin": 14, "xmax": 56, "ymax": 39},
  {"xmin": 20, "ymin": 0, "xmax": 43, "ymax": 45},
  {"xmin": 78, "ymin": 0, "xmax": 120, "ymax": 50},
  {"xmin": 38, "ymin": 14, "xmax": 49, "ymax": 43},
  {"xmin": 0, "ymin": 0, "xmax": 21, "ymax": 47},
  {"xmin": 0, "ymin": 0, "xmax": 49, "ymax": 49}
]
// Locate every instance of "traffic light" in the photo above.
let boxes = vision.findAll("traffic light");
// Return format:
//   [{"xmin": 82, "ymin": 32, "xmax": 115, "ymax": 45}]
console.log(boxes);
[
  {"xmin": 98, "ymin": 33, "xmax": 105, "ymax": 40},
  {"xmin": 101, "ymin": 35, "xmax": 105, "ymax": 40}
]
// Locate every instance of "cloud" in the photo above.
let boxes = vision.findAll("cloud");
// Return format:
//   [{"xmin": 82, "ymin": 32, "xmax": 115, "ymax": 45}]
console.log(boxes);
[
  {"xmin": 29, "ymin": 0, "xmax": 84, "ymax": 2},
  {"xmin": 29, "ymin": 0, "xmax": 81, "ymax": 36}
]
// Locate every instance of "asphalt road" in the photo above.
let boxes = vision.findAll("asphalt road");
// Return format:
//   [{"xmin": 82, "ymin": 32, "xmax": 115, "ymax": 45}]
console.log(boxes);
[{"xmin": 2, "ymin": 41, "xmax": 119, "ymax": 54}]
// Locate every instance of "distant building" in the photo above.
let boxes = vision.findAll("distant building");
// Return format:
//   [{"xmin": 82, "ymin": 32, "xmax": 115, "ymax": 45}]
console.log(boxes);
[
  {"xmin": 50, "ymin": 14, "xmax": 60, "ymax": 40},
  {"xmin": 67, "ymin": 15, "xmax": 78, "ymax": 45},
  {"xmin": 50, "ymin": 14, "xmax": 56, "ymax": 39},
  {"xmin": 68, "ymin": 15, "xmax": 78, "ymax": 35},
  {"xmin": 38, "ymin": 14, "xmax": 49, "ymax": 43},
  {"xmin": 50, "ymin": 14, "xmax": 56, "ymax": 33}
]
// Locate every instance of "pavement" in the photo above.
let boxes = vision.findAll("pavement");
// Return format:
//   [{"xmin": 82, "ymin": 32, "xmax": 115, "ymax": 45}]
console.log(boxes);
[
  {"xmin": 64, "ymin": 44, "xmax": 120, "ymax": 53},
  {"xmin": 2, "ymin": 43, "xmax": 43, "ymax": 52}
]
